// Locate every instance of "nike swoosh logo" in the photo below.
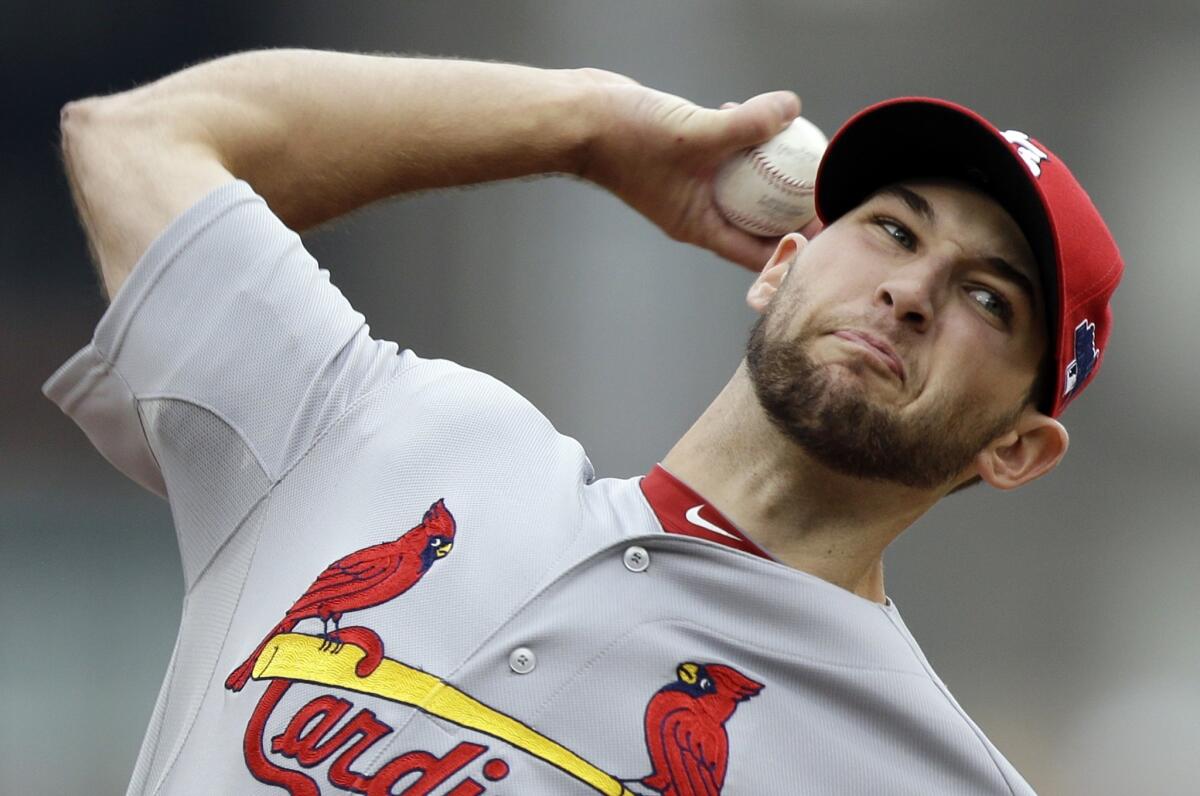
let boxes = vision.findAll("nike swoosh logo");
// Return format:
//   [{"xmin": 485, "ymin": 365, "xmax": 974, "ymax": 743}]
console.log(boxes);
[{"xmin": 685, "ymin": 505, "xmax": 740, "ymax": 540}]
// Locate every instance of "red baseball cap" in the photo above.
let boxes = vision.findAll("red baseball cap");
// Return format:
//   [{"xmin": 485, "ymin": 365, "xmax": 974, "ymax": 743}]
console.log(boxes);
[{"xmin": 814, "ymin": 97, "xmax": 1124, "ymax": 417}]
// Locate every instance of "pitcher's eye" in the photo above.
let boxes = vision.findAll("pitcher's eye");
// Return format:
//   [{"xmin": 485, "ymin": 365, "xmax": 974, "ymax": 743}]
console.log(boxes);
[
  {"xmin": 874, "ymin": 217, "xmax": 915, "ymax": 250},
  {"xmin": 968, "ymin": 286, "xmax": 1012, "ymax": 323}
]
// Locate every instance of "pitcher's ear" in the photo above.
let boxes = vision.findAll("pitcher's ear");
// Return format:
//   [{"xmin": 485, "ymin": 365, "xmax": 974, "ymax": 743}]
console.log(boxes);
[
  {"xmin": 974, "ymin": 407, "xmax": 1069, "ymax": 490},
  {"xmin": 747, "ymin": 233, "xmax": 807, "ymax": 313}
]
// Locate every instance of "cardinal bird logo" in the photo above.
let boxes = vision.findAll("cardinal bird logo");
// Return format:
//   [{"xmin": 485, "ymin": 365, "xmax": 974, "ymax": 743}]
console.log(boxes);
[
  {"xmin": 639, "ymin": 661, "xmax": 763, "ymax": 796},
  {"xmin": 224, "ymin": 498, "xmax": 456, "ymax": 692}
]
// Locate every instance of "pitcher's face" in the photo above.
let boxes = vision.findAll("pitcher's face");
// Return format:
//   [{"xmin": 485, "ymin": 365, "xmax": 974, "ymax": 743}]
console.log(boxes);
[{"xmin": 746, "ymin": 179, "xmax": 1046, "ymax": 489}]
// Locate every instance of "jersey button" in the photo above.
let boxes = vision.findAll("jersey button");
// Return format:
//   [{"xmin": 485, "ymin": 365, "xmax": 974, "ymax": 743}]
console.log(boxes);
[
  {"xmin": 623, "ymin": 545, "xmax": 650, "ymax": 573},
  {"xmin": 508, "ymin": 647, "xmax": 536, "ymax": 674}
]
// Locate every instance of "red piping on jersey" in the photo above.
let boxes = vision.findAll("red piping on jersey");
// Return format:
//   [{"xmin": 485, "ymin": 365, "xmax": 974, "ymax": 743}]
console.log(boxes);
[{"xmin": 639, "ymin": 465, "xmax": 775, "ymax": 562}]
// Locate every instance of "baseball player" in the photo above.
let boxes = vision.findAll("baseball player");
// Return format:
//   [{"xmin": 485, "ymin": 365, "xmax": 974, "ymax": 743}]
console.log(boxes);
[{"xmin": 47, "ymin": 50, "xmax": 1121, "ymax": 794}]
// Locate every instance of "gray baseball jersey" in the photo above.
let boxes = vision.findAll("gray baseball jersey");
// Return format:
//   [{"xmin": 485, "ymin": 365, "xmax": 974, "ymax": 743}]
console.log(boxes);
[{"xmin": 45, "ymin": 181, "xmax": 1037, "ymax": 795}]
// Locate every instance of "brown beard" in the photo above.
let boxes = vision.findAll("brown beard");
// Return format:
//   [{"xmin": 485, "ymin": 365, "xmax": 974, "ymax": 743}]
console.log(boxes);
[{"xmin": 744, "ymin": 310, "xmax": 1024, "ymax": 490}]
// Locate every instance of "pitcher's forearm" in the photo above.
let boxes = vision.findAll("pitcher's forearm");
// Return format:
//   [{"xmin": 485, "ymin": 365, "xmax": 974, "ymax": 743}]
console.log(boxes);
[
  {"xmin": 62, "ymin": 48, "xmax": 794, "ymax": 300},
  {"xmin": 88, "ymin": 50, "xmax": 598, "ymax": 230}
]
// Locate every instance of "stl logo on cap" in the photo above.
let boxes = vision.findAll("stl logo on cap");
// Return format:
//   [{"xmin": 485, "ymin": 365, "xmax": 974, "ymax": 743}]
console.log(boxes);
[{"xmin": 1002, "ymin": 129, "xmax": 1049, "ymax": 177}]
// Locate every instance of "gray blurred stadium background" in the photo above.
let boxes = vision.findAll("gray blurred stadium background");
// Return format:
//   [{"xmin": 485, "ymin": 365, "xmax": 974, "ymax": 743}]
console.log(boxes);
[{"xmin": 3, "ymin": 1, "xmax": 1198, "ymax": 793}]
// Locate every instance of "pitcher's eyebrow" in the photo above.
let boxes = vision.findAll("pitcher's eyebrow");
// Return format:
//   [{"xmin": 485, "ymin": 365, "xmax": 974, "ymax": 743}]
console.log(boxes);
[
  {"xmin": 986, "ymin": 256, "xmax": 1038, "ymax": 308},
  {"xmin": 876, "ymin": 185, "xmax": 936, "ymax": 224},
  {"xmin": 874, "ymin": 185, "xmax": 1038, "ymax": 307},
  {"xmin": 878, "ymin": 186, "xmax": 1038, "ymax": 306}
]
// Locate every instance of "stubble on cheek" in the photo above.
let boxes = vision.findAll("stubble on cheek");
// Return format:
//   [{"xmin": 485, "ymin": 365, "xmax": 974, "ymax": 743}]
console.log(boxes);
[{"xmin": 744, "ymin": 310, "xmax": 1022, "ymax": 490}]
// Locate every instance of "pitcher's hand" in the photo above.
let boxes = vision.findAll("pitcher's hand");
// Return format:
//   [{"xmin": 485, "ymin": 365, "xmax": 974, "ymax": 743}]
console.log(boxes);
[{"xmin": 577, "ymin": 69, "xmax": 813, "ymax": 271}]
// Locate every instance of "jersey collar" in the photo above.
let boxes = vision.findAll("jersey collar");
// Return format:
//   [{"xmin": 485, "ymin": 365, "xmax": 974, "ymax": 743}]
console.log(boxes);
[{"xmin": 639, "ymin": 464, "xmax": 775, "ymax": 562}]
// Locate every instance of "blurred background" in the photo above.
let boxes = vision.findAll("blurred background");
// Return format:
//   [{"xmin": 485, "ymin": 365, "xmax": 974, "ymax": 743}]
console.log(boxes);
[{"xmin": 3, "ymin": 1, "xmax": 1197, "ymax": 793}]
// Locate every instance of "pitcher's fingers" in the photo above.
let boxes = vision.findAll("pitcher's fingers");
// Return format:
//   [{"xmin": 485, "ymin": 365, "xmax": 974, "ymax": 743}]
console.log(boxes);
[{"xmin": 704, "ymin": 91, "xmax": 801, "ymax": 151}]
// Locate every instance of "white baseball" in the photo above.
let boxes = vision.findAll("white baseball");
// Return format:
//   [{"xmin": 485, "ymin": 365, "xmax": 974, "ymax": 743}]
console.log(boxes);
[{"xmin": 714, "ymin": 115, "xmax": 828, "ymax": 236}]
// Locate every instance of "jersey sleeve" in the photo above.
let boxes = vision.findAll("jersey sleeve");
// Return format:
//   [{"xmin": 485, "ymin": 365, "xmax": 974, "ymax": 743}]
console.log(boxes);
[{"xmin": 43, "ymin": 180, "xmax": 414, "ymax": 584}]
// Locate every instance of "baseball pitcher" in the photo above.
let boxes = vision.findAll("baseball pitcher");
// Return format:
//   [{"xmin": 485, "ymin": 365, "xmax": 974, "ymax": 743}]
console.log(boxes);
[{"xmin": 46, "ymin": 50, "xmax": 1122, "ymax": 794}]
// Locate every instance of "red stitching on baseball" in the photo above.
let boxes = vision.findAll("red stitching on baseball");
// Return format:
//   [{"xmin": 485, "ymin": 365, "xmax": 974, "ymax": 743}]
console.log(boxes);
[
  {"xmin": 720, "ymin": 205, "xmax": 794, "ymax": 236},
  {"xmin": 749, "ymin": 149, "xmax": 816, "ymax": 196}
]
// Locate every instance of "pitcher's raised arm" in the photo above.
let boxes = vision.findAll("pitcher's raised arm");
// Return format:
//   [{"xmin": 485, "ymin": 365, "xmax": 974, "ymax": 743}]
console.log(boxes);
[{"xmin": 60, "ymin": 49, "xmax": 803, "ymax": 300}]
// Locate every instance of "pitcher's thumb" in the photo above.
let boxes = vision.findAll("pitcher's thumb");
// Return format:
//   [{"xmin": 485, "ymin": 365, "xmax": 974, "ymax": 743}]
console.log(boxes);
[{"xmin": 715, "ymin": 91, "xmax": 801, "ymax": 151}]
